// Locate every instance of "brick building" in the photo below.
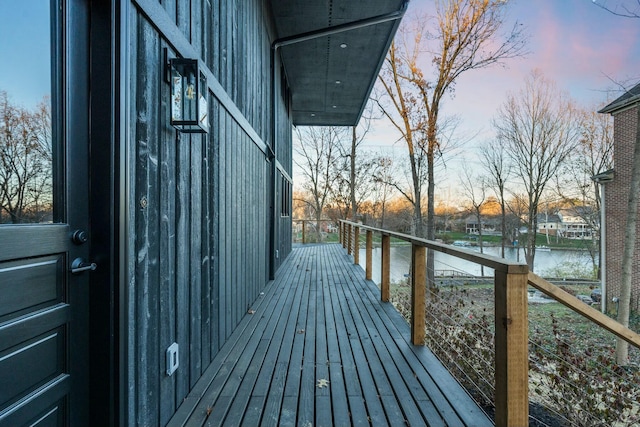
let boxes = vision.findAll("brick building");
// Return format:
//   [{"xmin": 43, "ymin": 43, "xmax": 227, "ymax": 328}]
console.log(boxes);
[{"xmin": 598, "ymin": 83, "xmax": 640, "ymax": 313}]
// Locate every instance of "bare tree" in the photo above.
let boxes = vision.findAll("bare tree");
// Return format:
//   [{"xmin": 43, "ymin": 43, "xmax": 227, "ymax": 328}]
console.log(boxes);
[
  {"xmin": 376, "ymin": 39, "xmax": 429, "ymax": 237},
  {"xmin": 329, "ymin": 148, "xmax": 378, "ymax": 220},
  {"xmin": 593, "ymin": 0, "xmax": 640, "ymax": 17},
  {"xmin": 403, "ymin": 0, "xmax": 527, "ymax": 242},
  {"xmin": 434, "ymin": 198, "xmax": 458, "ymax": 234},
  {"xmin": 292, "ymin": 190, "xmax": 314, "ymax": 219},
  {"xmin": 380, "ymin": 196, "xmax": 415, "ymax": 234},
  {"xmin": 331, "ymin": 112, "xmax": 377, "ymax": 220},
  {"xmin": 461, "ymin": 170, "xmax": 487, "ymax": 276},
  {"xmin": 0, "ymin": 91, "xmax": 52, "ymax": 224},
  {"xmin": 371, "ymin": 155, "xmax": 396, "ymax": 228},
  {"xmin": 377, "ymin": 0, "xmax": 526, "ymax": 291},
  {"xmin": 294, "ymin": 126, "xmax": 347, "ymax": 242},
  {"xmin": 505, "ymin": 193, "xmax": 529, "ymax": 263},
  {"xmin": 556, "ymin": 106, "xmax": 614, "ymax": 277},
  {"xmin": 348, "ymin": 126, "xmax": 359, "ymax": 219},
  {"xmin": 495, "ymin": 71, "xmax": 582, "ymax": 270},
  {"xmin": 480, "ymin": 141, "xmax": 511, "ymax": 257}
]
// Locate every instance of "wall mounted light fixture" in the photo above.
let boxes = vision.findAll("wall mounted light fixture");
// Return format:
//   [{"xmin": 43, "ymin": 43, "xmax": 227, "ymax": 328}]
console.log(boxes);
[{"xmin": 169, "ymin": 58, "xmax": 209, "ymax": 133}]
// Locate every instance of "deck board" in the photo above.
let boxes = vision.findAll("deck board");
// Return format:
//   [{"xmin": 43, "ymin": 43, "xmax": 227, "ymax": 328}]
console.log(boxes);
[{"xmin": 168, "ymin": 244, "xmax": 493, "ymax": 427}]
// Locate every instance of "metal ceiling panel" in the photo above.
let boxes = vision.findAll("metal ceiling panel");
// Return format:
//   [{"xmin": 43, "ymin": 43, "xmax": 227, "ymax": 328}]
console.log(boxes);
[{"xmin": 270, "ymin": 0, "xmax": 407, "ymax": 126}]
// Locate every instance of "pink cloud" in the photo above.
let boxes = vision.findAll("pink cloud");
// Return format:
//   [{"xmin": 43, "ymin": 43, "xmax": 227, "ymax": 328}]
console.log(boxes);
[
  {"xmin": 533, "ymin": 3, "xmax": 564, "ymax": 77},
  {"xmin": 368, "ymin": 0, "xmax": 640, "ymax": 152}
]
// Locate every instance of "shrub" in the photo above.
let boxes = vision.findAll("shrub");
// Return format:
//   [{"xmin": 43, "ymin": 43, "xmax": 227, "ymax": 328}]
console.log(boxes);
[{"xmin": 541, "ymin": 261, "xmax": 596, "ymax": 280}]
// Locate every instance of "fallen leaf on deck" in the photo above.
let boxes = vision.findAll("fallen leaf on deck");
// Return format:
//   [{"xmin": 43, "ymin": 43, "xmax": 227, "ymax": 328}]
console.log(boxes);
[
  {"xmin": 297, "ymin": 329, "xmax": 305, "ymax": 334},
  {"xmin": 316, "ymin": 378, "xmax": 330, "ymax": 388},
  {"xmin": 248, "ymin": 309, "xmax": 256, "ymax": 314}
]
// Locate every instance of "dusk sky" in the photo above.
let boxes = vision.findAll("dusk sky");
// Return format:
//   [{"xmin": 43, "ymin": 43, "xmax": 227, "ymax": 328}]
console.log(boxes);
[
  {"xmin": 0, "ymin": 1, "xmax": 50, "ymax": 109},
  {"xmin": 2, "ymin": 1, "xmax": 638, "ymax": 198},
  {"xmin": 447, "ymin": 0, "xmax": 640, "ymax": 128},
  {"xmin": 360, "ymin": 0, "xmax": 640, "ymax": 198}
]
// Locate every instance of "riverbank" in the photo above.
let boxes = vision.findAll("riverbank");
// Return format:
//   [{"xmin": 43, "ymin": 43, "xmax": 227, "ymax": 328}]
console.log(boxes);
[
  {"xmin": 295, "ymin": 230, "xmax": 596, "ymax": 252},
  {"xmin": 436, "ymin": 231, "xmax": 597, "ymax": 251},
  {"xmin": 361, "ymin": 244, "xmax": 597, "ymax": 283}
]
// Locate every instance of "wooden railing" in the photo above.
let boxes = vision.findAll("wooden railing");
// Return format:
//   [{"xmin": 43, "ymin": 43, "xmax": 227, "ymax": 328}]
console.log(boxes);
[
  {"xmin": 292, "ymin": 219, "xmax": 337, "ymax": 244},
  {"xmin": 527, "ymin": 272, "xmax": 640, "ymax": 348},
  {"xmin": 339, "ymin": 220, "xmax": 640, "ymax": 427}
]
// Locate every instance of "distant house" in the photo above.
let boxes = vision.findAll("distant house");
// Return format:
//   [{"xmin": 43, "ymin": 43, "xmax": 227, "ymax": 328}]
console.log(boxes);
[
  {"xmin": 536, "ymin": 213, "xmax": 562, "ymax": 236},
  {"xmin": 598, "ymin": 82, "xmax": 640, "ymax": 313},
  {"xmin": 535, "ymin": 209, "xmax": 595, "ymax": 239},
  {"xmin": 465, "ymin": 215, "xmax": 496, "ymax": 234},
  {"xmin": 557, "ymin": 207, "xmax": 595, "ymax": 239},
  {"xmin": 465, "ymin": 216, "xmax": 480, "ymax": 234}
]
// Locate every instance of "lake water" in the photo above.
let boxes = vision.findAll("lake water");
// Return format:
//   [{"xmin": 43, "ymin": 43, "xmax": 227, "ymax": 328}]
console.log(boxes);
[{"xmin": 358, "ymin": 245, "xmax": 595, "ymax": 284}]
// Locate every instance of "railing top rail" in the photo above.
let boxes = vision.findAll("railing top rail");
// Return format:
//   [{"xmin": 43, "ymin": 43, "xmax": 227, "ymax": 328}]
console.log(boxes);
[
  {"xmin": 340, "ymin": 219, "xmax": 528, "ymax": 274},
  {"xmin": 340, "ymin": 219, "xmax": 640, "ymax": 351},
  {"xmin": 528, "ymin": 272, "xmax": 640, "ymax": 350}
]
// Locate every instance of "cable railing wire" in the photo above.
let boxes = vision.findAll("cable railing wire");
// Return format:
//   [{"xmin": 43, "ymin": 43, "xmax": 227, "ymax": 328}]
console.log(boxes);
[
  {"xmin": 392, "ymin": 267, "xmax": 640, "ymax": 427},
  {"xmin": 339, "ymin": 221, "xmax": 640, "ymax": 426}
]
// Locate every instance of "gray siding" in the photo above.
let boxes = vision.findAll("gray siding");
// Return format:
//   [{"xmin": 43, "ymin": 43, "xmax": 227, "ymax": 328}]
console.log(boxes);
[{"xmin": 126, "ymin": 0, "xmax": 292, "ymax": 424}]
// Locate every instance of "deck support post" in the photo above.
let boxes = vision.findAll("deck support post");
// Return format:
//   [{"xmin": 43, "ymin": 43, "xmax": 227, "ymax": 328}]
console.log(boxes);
[
  {"xmin": 302, "ymin": 220, "xmax": 306, "ymax": 244},
  {"xmin": 365, "ymin": 230, "xmax": 372, "ymax": 280},
  {"xmin": 347, "ymin": 224, "xmax": 352, "ymax": 255},
  {"xmin": 381, "ymin": 234, "xmax": 390, "ymax": 302},
  {"xmin": 494, "ymin": 269, "xmax": 529, "ymax": 427},
  {"xmin": 340, "ymin": 222, "xmax": 344, "ymax": 248},
  {"xmin": 411, "ymin": 244, "xmax": 426, "ymax": 345},
  {"xmin": 354, "ymin": 226, "xmax": 360, "ymax": 265}
]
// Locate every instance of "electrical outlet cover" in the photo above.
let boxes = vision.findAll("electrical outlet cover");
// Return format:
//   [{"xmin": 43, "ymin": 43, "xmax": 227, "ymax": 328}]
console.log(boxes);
[{"xmin": 166, "ymin": 342, "xmax": 179, "ymax": 376}]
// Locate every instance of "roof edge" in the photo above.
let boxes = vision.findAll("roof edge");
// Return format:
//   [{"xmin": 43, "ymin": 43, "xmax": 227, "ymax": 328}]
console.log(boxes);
[
  {"xmin": 598, "ymin": 82, "xmax": 640, "ymax": 114},
  {"xmin": 591, "ymin": 168, "xmax": 614, "ymax": 183},
  {"xmin": 351, "ymin": 2, "xmax": 408, "ymax": 126}
]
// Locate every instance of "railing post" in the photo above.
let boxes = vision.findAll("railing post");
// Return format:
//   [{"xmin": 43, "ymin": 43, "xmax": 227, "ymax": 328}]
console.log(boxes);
[
  {"xmin": 302, "ymin": 220, "xmax": 306, "ymax": 244},
  {"xmin": 411, "ymin": 244, "xmax": 426, "ymax": 345},
  {"xmin": 494, "ymin": 268, "xmax": 529, "ymax": 427},
  {"xmin": 381, "ymin": 234, "xmax": 390, "ymax": 302},
  {"xmin": 347, "ymin": 224, "xmax": 352, "ymax": 255},
  {"xmin": 343, "ymin": 222, "xmax": 347, "ymax": 250},
  {"xmin": 353, "ymin": 226, "xmax": 360, "ymax": 265},
  {"xmin": 365, "ymin": 230, "xmax": 372, "ymax": 280}
]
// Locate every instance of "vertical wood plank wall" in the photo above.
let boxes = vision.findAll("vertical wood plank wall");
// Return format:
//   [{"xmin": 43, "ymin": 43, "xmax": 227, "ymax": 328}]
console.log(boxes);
[{"xmin": 128, "ymin": 0, "xmax": 292, "ymax": 424}]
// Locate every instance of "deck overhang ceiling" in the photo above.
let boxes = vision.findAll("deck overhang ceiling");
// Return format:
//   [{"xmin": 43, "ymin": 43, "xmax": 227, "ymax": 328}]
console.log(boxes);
[{"xmin": 270, "ymin": 0, "xmax": 408, "ymax": 126}]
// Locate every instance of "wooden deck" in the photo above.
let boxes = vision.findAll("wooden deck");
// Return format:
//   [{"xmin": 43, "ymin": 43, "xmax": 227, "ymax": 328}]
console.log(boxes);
[{"xmin": 168, "ymin": 244, "xmax": 493, "ymax": 427}]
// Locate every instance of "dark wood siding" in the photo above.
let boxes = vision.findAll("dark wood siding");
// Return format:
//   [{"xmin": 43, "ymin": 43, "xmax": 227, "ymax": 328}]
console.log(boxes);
[{"xmin": 125, "ymin": 0, "xmax": 292, "ymax": 424}]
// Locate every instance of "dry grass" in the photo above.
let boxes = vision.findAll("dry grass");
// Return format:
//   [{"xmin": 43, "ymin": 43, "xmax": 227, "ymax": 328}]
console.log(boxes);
[{"xmin": 389, "ymin": 282, "xmax": 640, "ymax": 426}]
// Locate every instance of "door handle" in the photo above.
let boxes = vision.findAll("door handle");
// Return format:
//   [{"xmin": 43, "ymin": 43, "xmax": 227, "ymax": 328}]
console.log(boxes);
[{"xmin": 71, "ymin": 258, "xmax": 97, "ymax": 274}]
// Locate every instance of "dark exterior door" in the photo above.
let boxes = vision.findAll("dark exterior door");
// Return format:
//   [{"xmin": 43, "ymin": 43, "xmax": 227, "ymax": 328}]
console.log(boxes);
[{"xmin": 0, "ymin": 1, "xmax": 91, "ymax": 425}]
